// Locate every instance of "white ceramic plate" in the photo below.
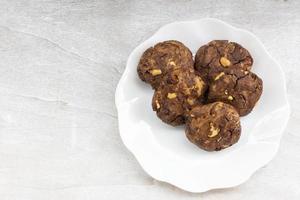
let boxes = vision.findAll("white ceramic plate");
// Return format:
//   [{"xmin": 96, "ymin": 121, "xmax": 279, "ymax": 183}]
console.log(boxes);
[{"xmin": 115, "ymin": 18, "xmax": 290, "ymax": 193}]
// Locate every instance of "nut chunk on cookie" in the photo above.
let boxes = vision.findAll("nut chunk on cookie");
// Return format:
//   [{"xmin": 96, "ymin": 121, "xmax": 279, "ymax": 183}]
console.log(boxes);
[
  {"xmin": 208, "ymin": 72, "xmax": 263, "ymax": 116},
  {"xmin": 152, "ymin": 70, "xmax": 206, "ymax": 126},
  {"xmin": 194, "ymin": 40, "xmax": 253, "ymax": 82},
  {"xmin": 137, "ymin": 40, "xmax": 194, "ymax": 89},
  {"xmin": 185, "ymin": 102, "xmax": 241, "ymax": 151}
]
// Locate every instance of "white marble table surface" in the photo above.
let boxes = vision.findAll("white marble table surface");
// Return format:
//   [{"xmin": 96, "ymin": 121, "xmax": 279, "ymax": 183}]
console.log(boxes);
[{"xmin": 0, "ymin": 0, "xmax": 299, "ymax": 199}]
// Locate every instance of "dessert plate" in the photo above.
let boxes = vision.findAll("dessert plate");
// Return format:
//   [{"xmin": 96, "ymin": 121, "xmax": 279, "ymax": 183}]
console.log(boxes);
[{"xmin": 115, "ymin": 18, "xmax": 290, "ymax": 193}]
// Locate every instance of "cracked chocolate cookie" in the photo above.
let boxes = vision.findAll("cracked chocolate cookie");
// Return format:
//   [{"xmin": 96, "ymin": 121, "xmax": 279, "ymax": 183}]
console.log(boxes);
[
  {"xmin": 137, "ymin": 40, "xmax": 194, "ymax": 89},
  {"xmin": 152, "ymin": 70, "xmax": 206, "ymax": 126},
  {"xmin": 194, "ymin": 40, "xmax": 253, "ymax": 82},
  {"xmin": 207, "ymin": 71, "xmax": 263, "ymax": 116},
  {"xmin": 185, "ymin": 102, "xmax": 241, "ymax": 151}
]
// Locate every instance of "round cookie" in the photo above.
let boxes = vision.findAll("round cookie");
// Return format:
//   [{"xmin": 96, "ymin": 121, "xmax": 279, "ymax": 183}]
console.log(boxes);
[
  {"xmin": 194, "ymin": 40, "xmax": 253, "ymax": 82},
  {"xmin": 207, "ymin": 72, "xmax": 263, "ymax": 116},
  {"xmin": 185, "ymin": 102, "xmax": 241, "ymax": 151},
  {"xmin": 152, "ymin": 70, "xmax": 206, "ymax": 126},
  {"xmin": 137, "ymin": 40, "xmax": 194, "ymax": 89}
]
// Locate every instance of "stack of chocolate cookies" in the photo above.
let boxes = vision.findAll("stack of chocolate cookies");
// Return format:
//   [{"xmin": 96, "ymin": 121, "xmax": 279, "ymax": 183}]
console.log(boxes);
[{"xmin": 137, "ymin": 40, "xmax": 263, "ymax": 151}]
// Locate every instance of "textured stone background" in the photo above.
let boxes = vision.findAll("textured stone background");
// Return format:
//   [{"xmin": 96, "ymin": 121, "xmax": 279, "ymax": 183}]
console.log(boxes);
[{"xmin": 0, "ymin": 0, "xmax": 299, "ymax": 199}]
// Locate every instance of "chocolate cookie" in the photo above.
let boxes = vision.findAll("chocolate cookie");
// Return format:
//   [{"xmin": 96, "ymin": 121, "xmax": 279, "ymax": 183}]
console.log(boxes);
[
  {"xmin": 194, "ymin": 40, "xmax": 253, "ymax": 82},
  {"xmin": 207, "ymin": 72, "xmax": 263, "ymax": 116},
  {"xmin": 152, "ymin": 70, "xmax": 206, "ymax": 126},
  {"xmin": 185, "ymin": 102, "xmax": 241, "ymax": 151},
  {"xmin": 137, "ymin": 40, "xmax": 194, "ymax": 89}
]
